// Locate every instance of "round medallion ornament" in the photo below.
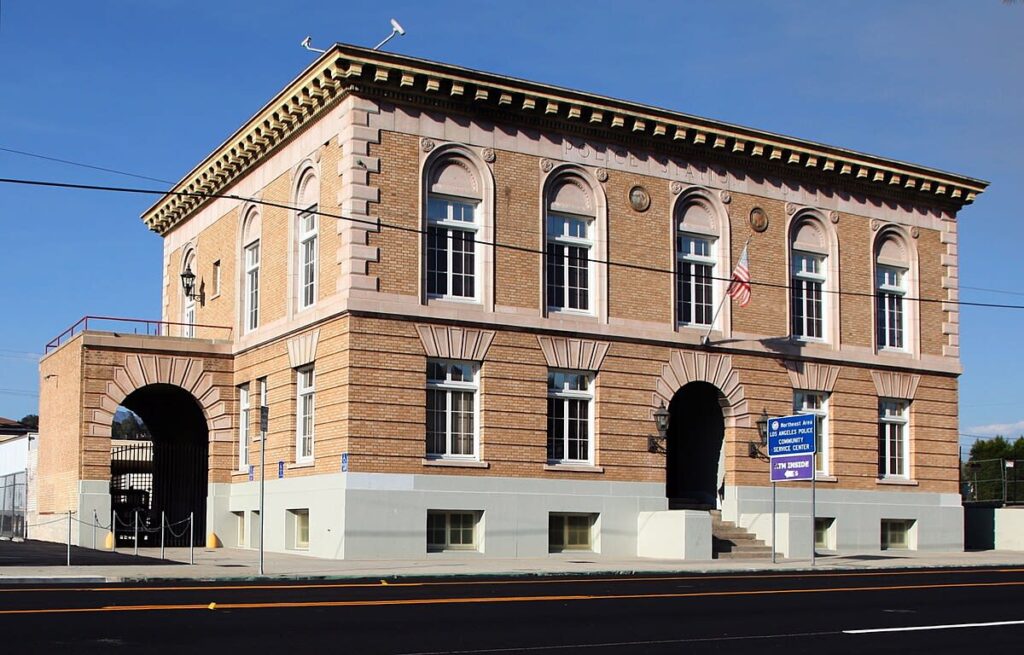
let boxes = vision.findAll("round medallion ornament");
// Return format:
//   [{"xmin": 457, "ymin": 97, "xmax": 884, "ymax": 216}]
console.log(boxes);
[
  {"xmin": 719, "ymin": 190, "xmax": 732, "ymax": 204},
  {"xmin": 670, "ymin": 181, "xmax": 684, "ymax": 195},
  {"xmin": 785, "ymin": 202, "xmax": 797, "ymax": 216},
  {"xmin": 829, "ymin": 210, "xmax": 840, "ymax": 224},
  {"xmin": 911, "ymin": 226, "xmax": 920, "ymax": 239},
  {"xmin": 595, "ymin": 168, "xmax": 609, "ymax": 182},
  {"xmin": 482, "ymin": 148, "xmax": 496, "ymax": 163},
  {"xmin": 871, "ymin": 219, "xmax": 881, "ymax": 232},
  {"xmin": 421, "ymin": 138, "xmax": 436, "ymax": 153},
  {"xmin": 629, "ymin": 185, "xmax": 651, "ymax": 212},
  {"xmin": 749, "ymin": 207, "xmax": 769, "ymax": 233},
  {"xmin": 540, "ymin": 158, "xmax": 554, "ymax": 173}
]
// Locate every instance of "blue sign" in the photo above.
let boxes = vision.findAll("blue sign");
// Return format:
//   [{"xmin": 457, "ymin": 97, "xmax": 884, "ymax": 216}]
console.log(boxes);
[
  {"xmin": 341, "ymin": 452, "xmax": 349, "ymax": 473},
  {"xmin": 248, "ymin": 465, "xmax": 254, "ymax": 482},
  {"xmin": 278, "ymin": 461, "xmax": 284, "ymax": 479},
  {"xmin": 771, "ymin": 454, "xmax": 815, "ymax": 482},
  {"xmin": 767, "ymin": 414, "xmax": 816, "ymax": 458}
]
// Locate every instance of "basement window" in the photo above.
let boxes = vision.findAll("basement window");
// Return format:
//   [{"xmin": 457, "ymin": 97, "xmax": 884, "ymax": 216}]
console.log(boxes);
[
  {"xmin": 814, "ymin": 517, "xmax": 835, "ymax": 551},
  {"xmin": 548, "ymin": 513, "xmax": 596, "ymax": 552},
  {"xmin": 427, "ymin": 510, "xmax": 479, "ymax": 552},
  {"xmin": 881, "ymin": 519, "xmax": 915, "ymax": 550}
]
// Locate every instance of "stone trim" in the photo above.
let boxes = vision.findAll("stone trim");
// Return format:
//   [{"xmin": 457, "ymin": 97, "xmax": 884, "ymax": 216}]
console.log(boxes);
[
  {"xmin": 940, "ymin": 218, "xmax": 959, "ymax": 357},
  {"xmin": 337, "ymin": 95, "xmax": 381, "ymax": 293},
  {"xmin": 536, "ymin": 336, "xmax": 609, "ymax": 371},
  {"xmin": 784, "ymin": 361, "xmax": 841, "ymax": 393},
  {"xmin": 870, "ymin": 370, "xmax": 921, "ymax": 400},
  {"xmin": 287, "ymin": 329, "xmax": 320, "ymax": 368},
  {"xmin": 416, "ymin": 324, "xmax": 495, "ymax": 361},
  {"xmin": 91, "ymin": 353, "xmax": 231, "ymax": 443},
  {"xmin": 653, "ymin": 350, "xmax": 748, "ymax": 425}
]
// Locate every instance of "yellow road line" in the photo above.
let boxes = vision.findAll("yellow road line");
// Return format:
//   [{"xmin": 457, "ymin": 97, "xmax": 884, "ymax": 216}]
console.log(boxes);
[
  {"xmin": 2, "ymin": 566, "xmax": 1023, "ymax": 595},
  {"xmin": 1, "ymin": 579, "xmax": 1022, "ymax": 616}
]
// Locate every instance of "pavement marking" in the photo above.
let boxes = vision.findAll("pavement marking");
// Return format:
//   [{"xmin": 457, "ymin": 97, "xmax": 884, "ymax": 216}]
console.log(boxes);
[
  {"xmin": 2, "ymin": 566, "xmax": 1023, "ymax": 594},
  {"xmin": 844, "ymin": 619, "xmax": 1024, "ymax": 634},
  {"xmin": 0, "ymin": 579, "xmax": 1023, "ymax": 616}
]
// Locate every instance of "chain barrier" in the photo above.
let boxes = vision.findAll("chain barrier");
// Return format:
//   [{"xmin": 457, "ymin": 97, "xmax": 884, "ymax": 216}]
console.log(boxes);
[
  {"xmin": 24, "ymin": 514, "xmax": 74, "ymax": 529},
  {"xmin": 166, "ymin": 519, "xmax": 192, "ymax": 540}
]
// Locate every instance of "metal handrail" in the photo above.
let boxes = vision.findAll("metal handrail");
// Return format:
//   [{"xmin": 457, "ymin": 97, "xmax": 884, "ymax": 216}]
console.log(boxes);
[{"xmin": 45, "ymin": 315, "xmax": 233, "ymax": 352}]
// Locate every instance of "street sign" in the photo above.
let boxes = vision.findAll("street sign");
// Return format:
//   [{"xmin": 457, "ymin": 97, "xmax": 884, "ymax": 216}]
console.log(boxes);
[
  {"xmin": 277, "ymin": 460, "xmax": 284, "ymax": 479},
  {"xmin": 259, "ymin": 406, "xmax": 269, "ymax": 434},
  {"xmin": 341, "ymin": 452, "xmax": 349, "ymax": 473},
  {"xmin": 771, "ymin": 454, "xmax": 815, "ymax": 482},
  {"xmin": 767, "ymin": 414, "xmax": 816, "ymax": 458},
  {"xmin": 248, "ymin": 465, "xmax": 254, "ymax": 482}
]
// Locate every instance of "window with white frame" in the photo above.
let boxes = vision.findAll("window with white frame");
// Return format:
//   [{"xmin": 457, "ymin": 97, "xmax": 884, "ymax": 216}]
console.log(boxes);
[
  {"xmin": 881, "ymin": 518, "xmax": 914, "ymax": 550},
  {"xmin": 427, "ymin": 510, "xmax": 479, "ymax": 552},
  {"xmin": 244, "ymin": 241, "xmax": 260, "ymax": 333},
  {"xmin": 794, "ymin": 391, "xmax": 829, "ymax": 476},
  {"xmin": 426, "ymin": 197, "xmax": 479, "ymax": 300},
  {"xmin": 238, "ymin": 383, "xmax": 250, "ymax": 471},
  {"xmin": 212, "ymin": 260, "xmax": 221, "ymax": 297},
  {"xmin": 548, "ymin": 513, "xmax": 595, "ymax": 552},
  {"xmin": 546, "ymin": 214, "xmax": 592, "ymax": 313},
  {"xmin": 879, "ymin": 399, "xmax": 909, "ymax": 478},
  {"xmin": 298, "ymin": 206, "xmax": 318, "ymax": 309},
  {"xmin": 426, "ymin": 360, "xmax": 478, "ymax": 459},
  {"xmin": 791, "ymin": 251, "xmax": 825, "ymax": 339},
  {"xmin": 676, "ymin": 233, "xmax": 715, "ymax": 326},
  {"xmin": 876, "ymin": 265, "xmax": 907, "ymax": 350},
  {"xmin": 547, "ymin": 371, "xmax": 593, "ymax": 464},
  {"xmin": 296, "ymin": 367, "xmax": 315, "ymax": 462}
]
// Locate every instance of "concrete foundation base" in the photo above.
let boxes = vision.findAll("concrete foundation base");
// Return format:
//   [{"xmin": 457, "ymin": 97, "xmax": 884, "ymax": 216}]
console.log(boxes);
[{"xmin": 637, "ymin": 510, "xmax": 712, "ymax": 560}]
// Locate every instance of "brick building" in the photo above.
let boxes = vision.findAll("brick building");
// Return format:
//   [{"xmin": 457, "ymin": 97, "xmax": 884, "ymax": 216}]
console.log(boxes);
[{"xmin": 35, "ymin": 44, "xmax": 986, "ymax": 559}]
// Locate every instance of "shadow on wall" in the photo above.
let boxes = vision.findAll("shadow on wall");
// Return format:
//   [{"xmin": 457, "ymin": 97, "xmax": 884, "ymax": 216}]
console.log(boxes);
[{"xmin": 964, "ymin": 505, "xmax": 996, "ymax": 551}]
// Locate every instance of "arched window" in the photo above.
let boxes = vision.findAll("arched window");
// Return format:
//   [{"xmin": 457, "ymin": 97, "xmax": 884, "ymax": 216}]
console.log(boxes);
[
  {"xmin": 789, "ymin": 217, "xmax": 829, "ymax": 341},
  {"xmin": 545, "ymin": 175, "xmax": 594, "ymax": 314},
  {"xmin": 181, "ymin": 249, "xmax": 196, "ymax": 338},
  {"xmin": 425, "ymin": 156, "xmax": 481, "ymax": 301},
  {"xmin": 875, "ymin": 232, "xmax": 911, "ymax": 351},
  {"xmin": 295, "ymin": 168, "xmax": 320, "ymax": 310},
  {"xmin": 241, "ymin": 207, "xmax": 261, "ymax": 333},
  {"xmin": 675, "ymin": 198, "xmax": 719, "ymax": 326}
]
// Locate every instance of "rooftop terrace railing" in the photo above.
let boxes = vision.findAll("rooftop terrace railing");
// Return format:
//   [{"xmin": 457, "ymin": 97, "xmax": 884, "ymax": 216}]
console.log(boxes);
[{"xmin": 44, "ymin": 315, "xmax": 233, "ymax": 353}]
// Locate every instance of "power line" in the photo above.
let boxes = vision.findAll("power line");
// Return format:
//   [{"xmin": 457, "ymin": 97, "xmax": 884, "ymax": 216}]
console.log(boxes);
[
  {"xmin": 0, "ymin": 147, "xmax": 175, "ymax": 184},
  {"xmin": 3, "ymin": 175, "xmax": 1024, "ymax": 311},
  {"xmin": 0, "ymin": 388, "xmax": 38, "ymax": 398}
]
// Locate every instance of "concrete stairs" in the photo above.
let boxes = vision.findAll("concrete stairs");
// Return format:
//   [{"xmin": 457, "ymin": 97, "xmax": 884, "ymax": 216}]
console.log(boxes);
[{"xmin": 709, "ymin": 510, "xmax": 776, "ymax": 560}]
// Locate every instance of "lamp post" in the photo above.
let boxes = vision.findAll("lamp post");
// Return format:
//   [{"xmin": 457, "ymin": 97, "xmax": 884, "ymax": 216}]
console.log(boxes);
[{"xmin": 648, "ymin": 401, "xmax": 670, "ymax": 454}]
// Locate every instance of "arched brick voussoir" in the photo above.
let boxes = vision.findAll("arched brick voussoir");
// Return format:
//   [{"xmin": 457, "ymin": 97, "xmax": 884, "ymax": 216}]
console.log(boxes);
[
  {"xmin": 209, "ymin": 414, "xmax": 233, "ymax": 432},
  {"xmin": 653, "ymin": 349, "xmax": 748, "ymax": 422},
  {"xmin": 156, "ymin": 356, "xmax": 174, "ymax": 384},
  {"xmin": 206, "ymin": 401, "xmax": 229, "ymax": 422},
  {"xmin": 210, "ymin": 429, "xmax": 234, "ymax": 443}
]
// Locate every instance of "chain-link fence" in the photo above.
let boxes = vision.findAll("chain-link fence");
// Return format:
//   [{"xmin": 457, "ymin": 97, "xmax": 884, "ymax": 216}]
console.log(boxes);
[
  {"xmin": 0, "ymin": 471, "xmax": 27, "ymax": 539},
  {"xmin": 961, "ymin": 459, "xmax": 1024, "ymax": 505}
]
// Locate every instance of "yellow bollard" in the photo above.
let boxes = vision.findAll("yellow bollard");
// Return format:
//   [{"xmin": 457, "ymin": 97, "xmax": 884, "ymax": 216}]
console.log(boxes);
[
  {"xmin": 206, "ymin": 532, "xmax": 222, "ymax": 548},
  {"xmin": 104, "ymin": 531, "xmax": 114, "ymax": 550}
]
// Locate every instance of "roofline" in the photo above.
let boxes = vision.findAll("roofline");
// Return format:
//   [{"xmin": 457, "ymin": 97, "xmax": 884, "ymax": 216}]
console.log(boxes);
[{"xmin": 142, "ymin": 43, "xmax": 988, "ymax": 234}]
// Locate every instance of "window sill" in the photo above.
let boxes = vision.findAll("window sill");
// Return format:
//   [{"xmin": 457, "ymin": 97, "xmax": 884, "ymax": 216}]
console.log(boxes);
[
  {"xmin": 427, "ymin": 296, "xmax": 481, "ymax": 306},
  {"xmin": 877, "ymin": 348, "xmax": 912, "ymax": 358},
  {"xmin": 814, "ymin": 474, "xmax": 838, "ymax": 483},
  {"xmin": 288, "ymin": 461, "xmax": 315, "ymax": 470},
  {"xmin": 876, "ymin": 477, "xmax": 918, "ymax": 487},
  {"xmin": 422, "ymin": 458, "xmax": 490, "ymax": 469},
  {"xmin": 544, "ymin": 463, "xmax": 604, "ymax": 473},
  {"xmin": 547, "ymin": 309, "xmax": 597, "ymax": 320}
]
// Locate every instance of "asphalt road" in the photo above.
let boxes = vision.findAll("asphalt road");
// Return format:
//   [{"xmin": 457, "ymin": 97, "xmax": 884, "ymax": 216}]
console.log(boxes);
[{"xmin": 1, "ymin": 567, "xmax": 1022, "ymax": 653}]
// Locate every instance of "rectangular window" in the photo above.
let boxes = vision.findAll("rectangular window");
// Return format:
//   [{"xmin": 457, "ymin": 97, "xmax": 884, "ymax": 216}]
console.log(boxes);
[
  {"xmin": 794, "ymin": 391, "xmax": 829, "ymax": 476},
  {"xmin": 293, "ymin": 509, "xmax": 309, "ymax": 550},
  {"xmin": 238, "ymin": 384, "xmax": 250, "ymax": 471},
  {"xmin": 426, "ymin": 510, "xmax": 479, "ymax": 552},
  {"xmin": 244, "ymin": 241, "xmax": 260, "ymax": 332},
  {"xmin": 878, "ymin": 399, "xmax": 909, "ymax": 478},
  {"xmin": 212, "ymin": 260, "xmax": 221, "ymax": 297},
  {"xmin": 546, "ymin": 214, "xmax": 592, "ymax": 312},
  {"xmin": 814, "ymin": 517, "xmax": 835, "ymax": 550},
  {"xmin": 299, "ymin": 207, "xmax": 318, "ymax": 309},
  {"xmin": 426, "ymin": 361, "xmax": 478, "ymax": 459},
  {"xmin": 548, "ymin": 513, "xmax": 595, "ymax": 552},
  {"xmin": 296, "ymin": 367, "xmax": 315, "ymax": 462},
  {"xmin": 676, "ymin": 233, "xmax": 715, "ymax": 326},
  {"xmin": 183, "ymin": 298, "xmax": 196, "ymax": 338},
  {"xmin": 426, "ymin": 197, "xmax": 478, "ymax": 300},
  {"xmin": 547, "ymin": 371, "xmax": 593, "ymax": 464},
  {"xmin": 876, "ymin": 265, "xmax": 906, "ymax": 350},
  {"xmin": 791, "ymin": 251, "xmax": 825, "ymax": 339},
  {"xmin": 881, "ymin": 519, "xmax": 914, "ymax": 550},
  {"xmin": 233, "ymin": 511, "xmax": 246, "ymax": 547}
]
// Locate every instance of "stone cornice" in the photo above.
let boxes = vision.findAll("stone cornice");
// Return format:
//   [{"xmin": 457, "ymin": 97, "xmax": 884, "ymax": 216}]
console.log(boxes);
[{"xmin": 142, "ymin": 43, "xmax": 988, "ymax": 235}]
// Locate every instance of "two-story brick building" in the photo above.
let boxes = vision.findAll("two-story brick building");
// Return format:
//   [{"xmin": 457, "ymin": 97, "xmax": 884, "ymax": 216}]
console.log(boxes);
[{"xmin": 34, "ymin": 44, "xmax": 986, "ymax": 559}]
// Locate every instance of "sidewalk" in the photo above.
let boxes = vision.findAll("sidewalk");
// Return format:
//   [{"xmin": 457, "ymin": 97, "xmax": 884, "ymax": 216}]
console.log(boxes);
[{"xmin": 2, "ymin": 539, "xmax": 1023, "ymax": 584}]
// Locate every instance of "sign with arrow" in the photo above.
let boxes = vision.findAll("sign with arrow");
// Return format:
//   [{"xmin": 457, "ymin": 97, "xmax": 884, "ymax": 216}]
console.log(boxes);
[{"xmin": 770, "ymin": 454, "xmax": 815, "ymax": 482}]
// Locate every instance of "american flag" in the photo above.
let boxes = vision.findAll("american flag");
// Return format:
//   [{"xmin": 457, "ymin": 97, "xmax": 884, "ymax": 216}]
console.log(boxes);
[{"xmin": 726, "ymin": 244, "xmax": 751, "ymax": 307}]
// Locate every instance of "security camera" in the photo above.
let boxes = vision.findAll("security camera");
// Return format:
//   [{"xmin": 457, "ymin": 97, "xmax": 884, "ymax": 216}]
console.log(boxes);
[{"xmin": 390, "ymin": 19, "xmax": 406, "ymax": 36}]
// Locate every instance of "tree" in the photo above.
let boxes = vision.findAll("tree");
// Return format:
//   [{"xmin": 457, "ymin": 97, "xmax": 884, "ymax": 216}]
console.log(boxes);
[
  {"xmin": 19, "ymin": 414, "xmax": 38, "ymax": 430},
  {"xmin": 963, "ymin": 435, "xmax": 1024, "ymax": 503}
]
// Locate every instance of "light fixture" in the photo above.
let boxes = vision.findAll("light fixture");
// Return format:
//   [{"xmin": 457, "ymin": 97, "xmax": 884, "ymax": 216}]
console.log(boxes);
[
  {"xmin": 180, "ymin": 264, "xmax": 200, "ymax": 300},
  {"xmin": 648, "ymin": 401, "xmax": 670, "ymax": 454},
  {"xmin": 749, "ymin": 408, "xmax": 770, "ymax": 459},
  {"xmin": 373, "ymin": 18, "xmax": 406, "ymax": 50},
  {"xmin": 300, "ymin": 36, "xmax": 327, "ymax": 54}
]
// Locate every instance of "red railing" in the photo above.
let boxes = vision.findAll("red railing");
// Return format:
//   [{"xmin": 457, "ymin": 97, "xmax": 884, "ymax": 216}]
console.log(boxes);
[{"xmin": 44, "ymin": 316, "xmax": 233, "ymax": 353}]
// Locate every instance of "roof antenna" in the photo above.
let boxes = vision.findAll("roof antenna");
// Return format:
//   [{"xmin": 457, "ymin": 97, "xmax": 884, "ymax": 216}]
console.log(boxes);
[
  {"xmin": 373, "ymin": 18, "xmax": 406, "ymax": 50},
  {"xmin": 300, "ymin": 36, "xmax": 326, "ymax": 54}
]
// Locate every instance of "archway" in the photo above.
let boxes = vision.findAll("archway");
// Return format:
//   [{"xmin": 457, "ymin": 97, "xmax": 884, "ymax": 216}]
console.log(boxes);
[
  {"xmin": 111, "ymin": 384, "xmax": 208, "ymax": 546},
  {"xmin": 666, "ymin": 381, "xmax": 726, "ymax": 509}
]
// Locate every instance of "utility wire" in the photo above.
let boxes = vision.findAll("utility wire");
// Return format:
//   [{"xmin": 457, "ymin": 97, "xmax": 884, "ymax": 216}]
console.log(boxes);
[
  {"xmin": 2, "ymin": 175, "xmax": 1024, "ymax": 311},
  {"xmin": 0, "ymin": 147, "xmax": 175, "ymax": 184}
]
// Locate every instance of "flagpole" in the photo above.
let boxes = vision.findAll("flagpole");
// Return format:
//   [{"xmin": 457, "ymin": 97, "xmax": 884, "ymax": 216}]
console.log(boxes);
[{"xmin": 702, "ymin": 236, "xmax": 752, "ymax": 346}]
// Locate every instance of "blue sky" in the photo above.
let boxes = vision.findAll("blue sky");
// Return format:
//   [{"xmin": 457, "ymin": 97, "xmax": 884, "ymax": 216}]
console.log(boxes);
[{"xmin": 0, "ymin": 1, "xmax": 1021, "ymax": 452}]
